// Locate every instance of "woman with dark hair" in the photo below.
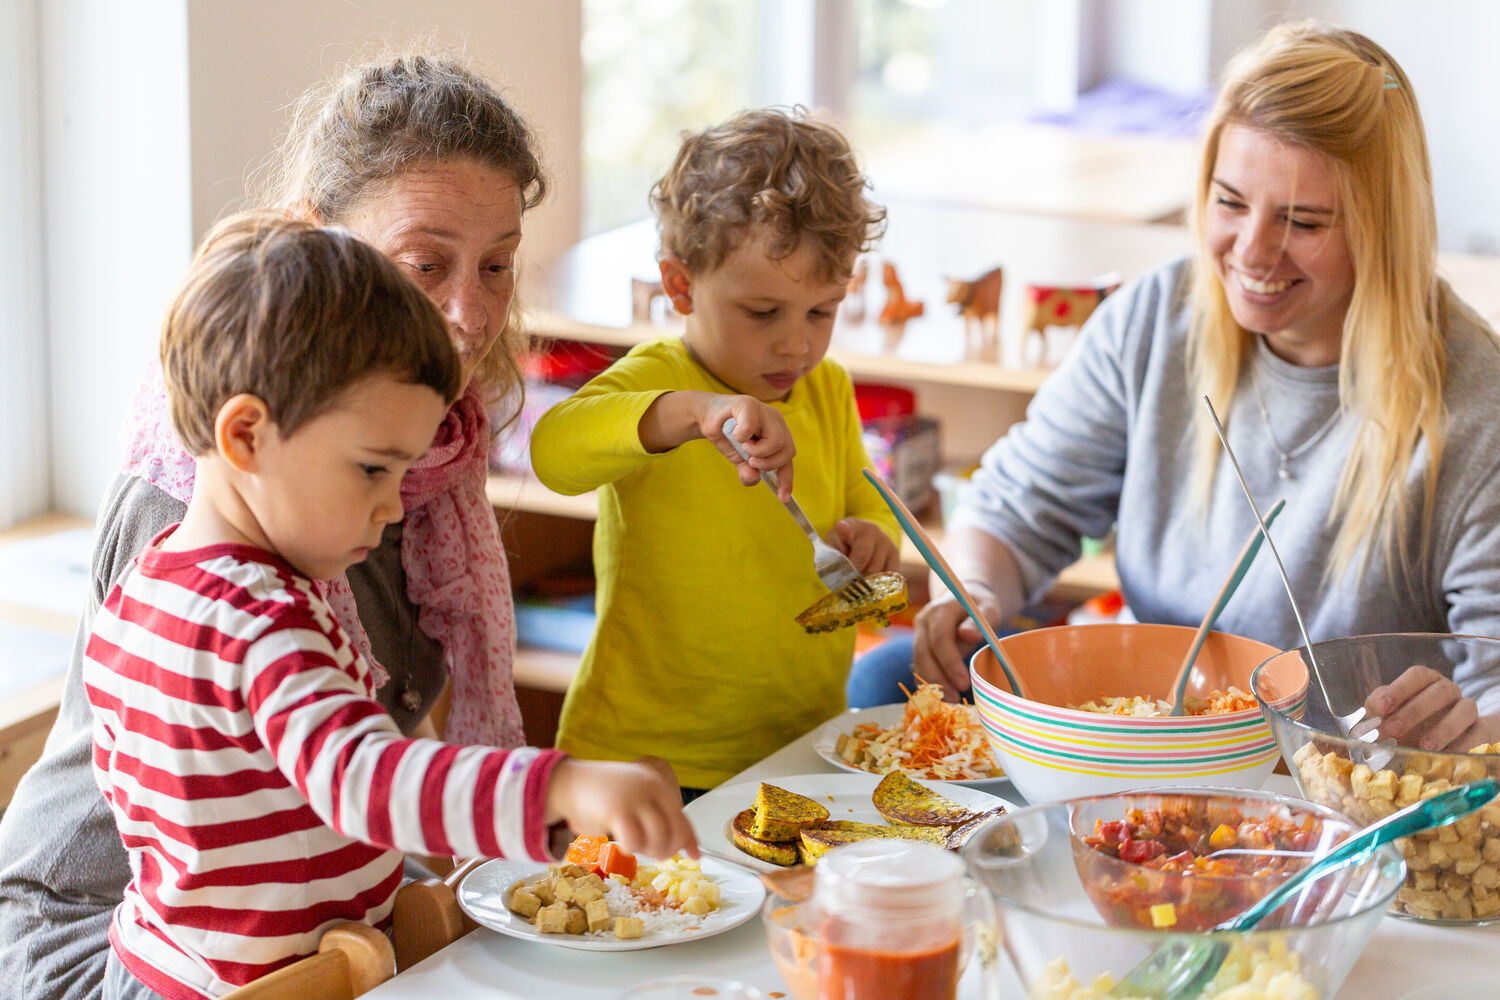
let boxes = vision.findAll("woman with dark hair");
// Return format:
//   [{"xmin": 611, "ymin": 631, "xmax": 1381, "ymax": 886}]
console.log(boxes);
[{"xmin": 0, "ymin": 50, "xmax": 591, "ymax": 999}]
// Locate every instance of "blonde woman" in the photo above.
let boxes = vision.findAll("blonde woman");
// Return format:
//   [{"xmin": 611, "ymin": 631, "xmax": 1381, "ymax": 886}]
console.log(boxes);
[{"xmin": 854, "ymin": 21, "xmax": 1500, "ymax": 753}]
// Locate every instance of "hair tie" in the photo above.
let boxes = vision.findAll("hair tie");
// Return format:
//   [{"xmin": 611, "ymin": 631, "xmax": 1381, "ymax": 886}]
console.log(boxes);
[{"xmin": 1383, "ymin": 73, "xmax": 1399, "ymax": 90}]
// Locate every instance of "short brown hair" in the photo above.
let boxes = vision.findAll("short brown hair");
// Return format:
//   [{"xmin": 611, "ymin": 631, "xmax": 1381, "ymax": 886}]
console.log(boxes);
[
  {"xmin": 651, "ymin": 106, "xmax": 886, "ymax": 280},
  {"xmin": 162, "ymin": 211, "xmax": 463, "ymax": 455}
]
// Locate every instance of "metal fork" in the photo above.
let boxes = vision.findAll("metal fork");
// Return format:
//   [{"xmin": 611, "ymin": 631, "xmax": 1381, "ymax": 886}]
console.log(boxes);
[{"xmin": 721, "ymin": 418, "xmax": 875, "ymax": 604}]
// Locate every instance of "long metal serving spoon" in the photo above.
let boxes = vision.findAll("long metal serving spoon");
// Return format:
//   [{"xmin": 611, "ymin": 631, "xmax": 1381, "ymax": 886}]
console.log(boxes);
[
  {"xmin": 1201, "ymin": 397, "xmax": 1390, "ymax": 761},
  {"xmin": 1167, "ymin": 498, "xmax": 1284, "ymax": 716},
  {"xmin": 862, "ymin": 467, "xmax": 1029, "ymax": 699},
  {"xmin": 1109, "ymin": 777, "xmax": 1499, "ymax": 1000}
]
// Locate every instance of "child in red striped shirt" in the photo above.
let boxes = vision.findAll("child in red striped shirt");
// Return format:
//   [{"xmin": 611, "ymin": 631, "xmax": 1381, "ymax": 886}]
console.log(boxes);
[{"xmin": 84, "ymin": 212, "xmax": 696, "ymax": 1000}]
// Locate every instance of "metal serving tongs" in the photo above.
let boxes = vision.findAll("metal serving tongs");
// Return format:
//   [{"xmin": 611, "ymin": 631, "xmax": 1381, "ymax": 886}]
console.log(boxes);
[
  {"xmin": 1202, "ymin": 397, "xmax": 1394, "ymax": 767},
  {"xmin": 721, "ymin": 418, "xmax": 874, "ymax": 604},
  {"xmin": 1109, "ymin": 778, "xmax": 1498, "ymax": 999}
]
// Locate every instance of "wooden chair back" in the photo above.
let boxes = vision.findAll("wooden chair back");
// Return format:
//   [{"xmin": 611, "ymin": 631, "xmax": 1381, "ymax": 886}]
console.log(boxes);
[
  {"xmin": 391, "ymin": 856, "xmax": 484, "ymax": 971},
  {"xmin": 218, "ymin": 923, "xmax": 395, "ymax": 1000}
]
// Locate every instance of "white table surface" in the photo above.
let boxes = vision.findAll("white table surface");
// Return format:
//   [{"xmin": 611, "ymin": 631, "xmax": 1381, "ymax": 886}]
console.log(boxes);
[{"xmin": 366, "ymin": 718, "xmax": 1500, "ymax": 1000}]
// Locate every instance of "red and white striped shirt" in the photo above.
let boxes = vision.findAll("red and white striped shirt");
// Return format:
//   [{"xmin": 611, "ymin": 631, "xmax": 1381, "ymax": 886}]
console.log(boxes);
[{"xmin": 83, "ymin": 533, "xmax": 563, "ymax": 999}]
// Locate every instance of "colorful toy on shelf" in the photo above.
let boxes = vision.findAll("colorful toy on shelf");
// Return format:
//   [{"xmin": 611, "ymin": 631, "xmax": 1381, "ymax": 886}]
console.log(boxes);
[
  {"xmin": 878, "ymin": 261, "xmax": 924, "ymax": 327},
  {"xmin": 843, "ymin": 257, "xmax": 869, "ymax": 323},
  {"xmin": 1019, "ymin": 273, "xmax": 1121, "ymax": 366},
  {"xmin": 945, "ymin": 266, "xmax": 1003, "ymax": 357},
  {"xmin": 631, "ymin": 276, "xmax": 668, "ymax": 324}
]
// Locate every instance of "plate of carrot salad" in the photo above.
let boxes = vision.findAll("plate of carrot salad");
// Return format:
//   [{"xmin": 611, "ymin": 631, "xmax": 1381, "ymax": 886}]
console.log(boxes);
[{"xmin": 814, "ymin": 682, "xmax": 1006, "ymax": 784}]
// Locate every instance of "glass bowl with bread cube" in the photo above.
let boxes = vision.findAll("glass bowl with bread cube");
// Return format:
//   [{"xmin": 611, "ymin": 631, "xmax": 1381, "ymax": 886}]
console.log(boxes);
[{"xmin": 1252, "ymin": 633, "xmax": 1500, "ymax": 924}]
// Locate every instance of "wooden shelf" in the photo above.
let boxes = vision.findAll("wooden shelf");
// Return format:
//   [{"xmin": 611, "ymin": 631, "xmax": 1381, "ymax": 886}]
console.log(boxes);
[
  {"xmin": 487, "ymin": 472, "xmax": 1120, "ymax": 595},
  {"xmin": 486, "ymin": 472, "xmax": 597, "ymax": 520},
  {"xmin": 514, "ymin": 646, "xmax": 583, "ymax": 693},
  {"xmin": 523, "ymin": 306, "xmax": 1049, "ymax": 395}
]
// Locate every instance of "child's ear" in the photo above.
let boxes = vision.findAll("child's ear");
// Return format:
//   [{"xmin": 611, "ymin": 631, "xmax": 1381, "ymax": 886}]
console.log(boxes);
[
  {"xmin": 658, "ymin": 256, "xmax": 694, "ymax": 316},
  {"xmin": 214, "ymin": 394, "xmax": 274, "ymax": 472}
]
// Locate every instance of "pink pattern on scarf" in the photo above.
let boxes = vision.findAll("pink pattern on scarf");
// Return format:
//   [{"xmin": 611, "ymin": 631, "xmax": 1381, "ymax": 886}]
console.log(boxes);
[{"xmin": 119, "ymin": 362, "xmax": 524, "ymax": 748}]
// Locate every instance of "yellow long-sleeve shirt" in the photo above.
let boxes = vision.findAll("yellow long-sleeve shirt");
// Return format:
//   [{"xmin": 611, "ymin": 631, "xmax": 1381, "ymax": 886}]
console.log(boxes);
[{"xmin": 529, "ymin": 337, "xmax": 899, "ymax": 788}]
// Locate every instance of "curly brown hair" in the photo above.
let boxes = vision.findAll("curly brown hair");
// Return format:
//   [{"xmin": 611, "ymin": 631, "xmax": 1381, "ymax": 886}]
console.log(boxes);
[{"xmin": 651, "ymin": 106, "xmax": 885, "ymax": 281}]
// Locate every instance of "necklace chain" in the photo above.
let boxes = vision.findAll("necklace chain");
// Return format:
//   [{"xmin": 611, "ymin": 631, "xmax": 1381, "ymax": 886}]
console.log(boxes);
[{"xmin": 1249, "ymin": 365, "xmax": 1342, "ymax": 480}]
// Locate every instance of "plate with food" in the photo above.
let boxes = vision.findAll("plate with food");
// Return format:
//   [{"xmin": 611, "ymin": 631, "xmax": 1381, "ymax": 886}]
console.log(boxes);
[
  {"xmin": 457, "ymin": 837, "xmax": 765, "ymax": 951},
  {"xmin": 686, "ymin": 770, "xmax": 1017, "ymax": 873},
  {"xmin": 813, "ymin": 682, "xmax": 1007, "ymax": 785}
]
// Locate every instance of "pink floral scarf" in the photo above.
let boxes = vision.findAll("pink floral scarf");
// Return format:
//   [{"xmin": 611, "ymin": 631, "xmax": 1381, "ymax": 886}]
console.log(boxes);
[{"xmin": 119, "ymin": 362, "xmax": 524, "ymax": 748}]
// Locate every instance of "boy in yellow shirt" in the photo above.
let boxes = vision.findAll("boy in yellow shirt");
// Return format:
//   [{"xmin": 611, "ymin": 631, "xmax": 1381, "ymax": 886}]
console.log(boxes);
[{"xmin": 530, "ymin": 107, "xmax": 900, "ymax": 794}]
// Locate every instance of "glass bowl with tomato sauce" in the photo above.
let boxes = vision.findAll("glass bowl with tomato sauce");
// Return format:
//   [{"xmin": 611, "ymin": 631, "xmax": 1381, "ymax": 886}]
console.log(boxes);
[
  {"xmin": 961, "ymin": 789, "xmax": 1403, "ymax": 998},
  {"xmin": 1068, "ymin": 788, "xmax": 1358, "ymax": 931}
]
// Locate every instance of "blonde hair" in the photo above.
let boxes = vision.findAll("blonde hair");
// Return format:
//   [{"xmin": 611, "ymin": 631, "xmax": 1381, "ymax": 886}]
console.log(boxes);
[
  {"xmin": 651, "ymin": 106, "xmax": 886, "ymax": 281},
  {"xmin": 250, "ymin": 46, "xmax": 547, "ymax": 421},
  {"xmin": 1188, "ymin": 20, "xmax": 1445, "ymax": 581}
]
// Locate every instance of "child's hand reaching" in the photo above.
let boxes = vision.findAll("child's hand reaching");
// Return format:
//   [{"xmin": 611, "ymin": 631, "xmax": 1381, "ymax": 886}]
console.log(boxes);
[
  {"xmin": 545, "ymin": 757, "xmax": 700, "ymax": 861},
  {"xmin": 706, "ymin": 397, "xmax": 796, "ymax": 497},
  {"xmin": 828, "ymin": 517, "xmax": 900, "ymax": 576}
]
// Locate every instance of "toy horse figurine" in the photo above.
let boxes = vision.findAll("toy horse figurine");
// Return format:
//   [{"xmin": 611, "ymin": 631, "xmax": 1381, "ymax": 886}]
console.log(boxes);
[
  {"xmin": 631, "ymin": 277, "xmax": 668, "ymax": 325},
  {"xmin": 1019, "ymin": 274, "xmax": 1121, "ymax": 366},
  {"xmin": 945, "ymin": 266, "xmax": 1003, "ymax": 357},
  {"xmin": 878, "ymin": 261, "xmax": 924, "ymax": 327},
  {"xmin": 843, "ymin": 257, "xmax": 869, "ymax": 323}
]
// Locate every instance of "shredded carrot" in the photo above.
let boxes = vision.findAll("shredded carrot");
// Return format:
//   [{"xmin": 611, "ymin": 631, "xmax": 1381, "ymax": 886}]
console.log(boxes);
[{"xmin": 839, "ymin": 681, "xmax": 1002, "ymax": 780}]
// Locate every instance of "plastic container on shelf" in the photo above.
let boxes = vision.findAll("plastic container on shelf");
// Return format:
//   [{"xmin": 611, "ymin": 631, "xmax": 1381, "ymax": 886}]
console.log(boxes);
[
  {"xmin": 856, "ymin": 382, "xmax": 940, "ymax": 514},
  {"xmin": 491, "ymin": 341, "xmax": 626, "ymax": 475}
]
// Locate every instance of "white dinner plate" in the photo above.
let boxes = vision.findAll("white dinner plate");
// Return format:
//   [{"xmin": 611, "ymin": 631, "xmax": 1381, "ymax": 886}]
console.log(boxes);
[
  {"xmin": 1397, "ymin": 976, "xmax": 1500, "ymax": 1000},
  {"xmin": 812, "ymin": 703, "xmax": 1009, "ymax": 786},
  {"xmin": 686, "ymin": 771, "xmax": 1018, "ymax": 872},
  {"xmin": 456, "ymin": 855, "xmax": 765, "ymax": 952}
]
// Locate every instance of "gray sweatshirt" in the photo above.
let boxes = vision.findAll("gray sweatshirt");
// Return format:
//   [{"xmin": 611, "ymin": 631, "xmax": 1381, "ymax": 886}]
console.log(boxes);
[
  {"xmin": 0, "ymin": 474, "xmax": 447, "ymax": 1000},
  {"xmin": 955, "ymin": 256, "xmax": 1500, "ymax": 711}
]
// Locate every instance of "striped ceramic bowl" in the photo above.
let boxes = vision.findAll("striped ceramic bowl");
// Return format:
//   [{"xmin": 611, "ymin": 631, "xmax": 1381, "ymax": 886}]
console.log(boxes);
[{"xmin": 969, "ymin": 623, "xmax": 1307, "ymax": 804}]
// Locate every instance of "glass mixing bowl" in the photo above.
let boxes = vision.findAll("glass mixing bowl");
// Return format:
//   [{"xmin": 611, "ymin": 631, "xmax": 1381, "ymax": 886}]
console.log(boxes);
[
  {"xmin": 961, "ymin": 789, "xmax": 1403, "ymax": 998},
  {"xmin": 1253, "ymin": 633, "xmax": 1500, "ymax": 925}
]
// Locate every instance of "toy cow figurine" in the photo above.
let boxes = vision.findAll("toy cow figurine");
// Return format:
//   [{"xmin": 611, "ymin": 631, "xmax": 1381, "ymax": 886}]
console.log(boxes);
[
  {"xmin": 1019, "ymin": 274, "xmax": 1121, "ymax": 366},
  {"xmin": 878, "ymin": 261, "xmax": 924, "ymax": 327},
  {"xmin": 945, "ymin": 266, "xmax": 1003, "ymax": 357}
]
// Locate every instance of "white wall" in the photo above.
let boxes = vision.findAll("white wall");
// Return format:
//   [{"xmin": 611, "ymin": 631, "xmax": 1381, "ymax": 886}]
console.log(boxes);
[
  {"xmin": 41, "ymin": 0, "xmax": 583, "ymax": 518},
  {"xmin": 40, "ymin": 0, "xmax": 193, "ymax": 518},
  {"xmin": 1079, "ymin": 0, "xmax": 1500, "ymax": 255},
  {"xmin": 0, "ymin": 0, "xmax": 49, "ymax": 525},
  {"xmin": 183, "ymin": 0, "xmax": 583, "ymax": 264},
  {"xmin": 1274, "ymin": 0, "xmax": 1500, "ymax": 254}
]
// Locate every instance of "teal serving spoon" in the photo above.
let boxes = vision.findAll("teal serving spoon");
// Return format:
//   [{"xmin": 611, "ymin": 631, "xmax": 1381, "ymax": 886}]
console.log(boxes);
[
  {"xmin": 1109, "ymin": 777, "xmax": 1499, "ymax": 999},
  {"xmin": 1166, "ymin": 498, "xmax": 1285, "ymax": 716},
  {"xmin": 862, "ymin": 467, "xmax": 1028, "ymax": 699}
]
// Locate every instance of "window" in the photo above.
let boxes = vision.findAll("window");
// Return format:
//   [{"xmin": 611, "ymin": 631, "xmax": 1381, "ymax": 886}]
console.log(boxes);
[{"xmin": 581, "ymin": 0, "xmax": 761, "ymax": 235}]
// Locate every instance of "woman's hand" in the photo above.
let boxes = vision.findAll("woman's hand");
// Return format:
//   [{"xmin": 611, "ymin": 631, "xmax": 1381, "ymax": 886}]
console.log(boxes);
[
  {"xmin": 1365, "ymin": 664, "xmax": 1500, "ymax": 751},
  {"xmin": 545, "ymin": 758, "xmax": 700, "ymax": 861},
  {"xmin": 913, "ymin": 593, "xmax": 994, "ymax": 702},
  {"xmin": 828, "ymin": 517, "xmax": 900, "ymax": 576}
]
